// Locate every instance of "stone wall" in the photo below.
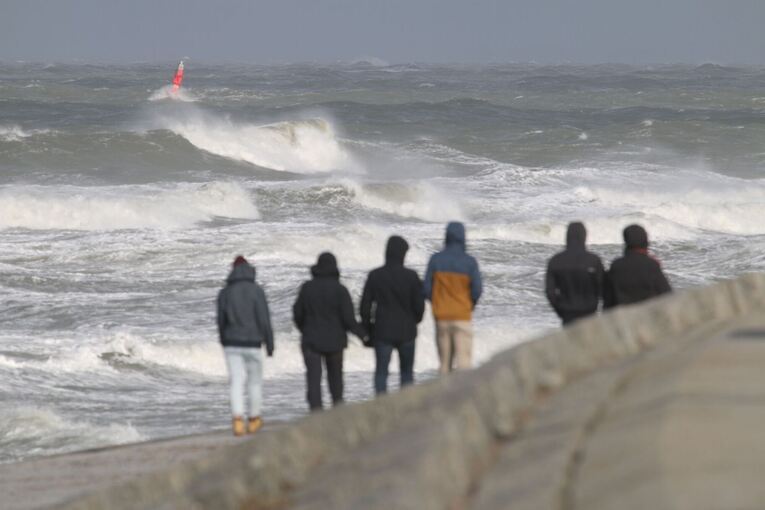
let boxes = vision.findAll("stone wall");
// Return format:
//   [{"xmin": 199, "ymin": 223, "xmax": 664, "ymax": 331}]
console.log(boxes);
[{"xmin": 62, "ymin": 273, "xmax": 765, "ymax": 510}]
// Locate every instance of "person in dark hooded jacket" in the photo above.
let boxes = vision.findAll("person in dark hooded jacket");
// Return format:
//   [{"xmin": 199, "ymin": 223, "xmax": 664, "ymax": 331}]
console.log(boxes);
[
  {"xmin": 545, "ymin": 222, "xmax": 605, "ymax": 325},
  {"xmin": 360, "ymin": 236, "xmax": 425, "ymax": 394},
  {"xmin": 424, "ymin": 222, "xmax": 482, "ymax": 373},
  {"xmin": 217, "ymin": 255, "xmax": 274, "ymax": 436},
  {"xmin": 293, "ymin": 252, "xmax": 366, "ymax": 411},
  {"xmin": 604, "ymin": 224, "xmax": 672, "ymax": 308}
]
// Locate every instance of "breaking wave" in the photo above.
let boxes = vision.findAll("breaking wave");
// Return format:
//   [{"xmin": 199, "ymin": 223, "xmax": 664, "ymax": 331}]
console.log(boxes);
[
  {"xmin": 0, "ymin": 125, "xmax": 50, "ymax": 142},
  {"xmin": 578, "ymin": 185, "xmax": 765, "ymax": 237},
  {"xmin": 466, "ymin": 164, "xmax": 765, "ymax": 242},
  {"xmin": 152, "ymin": 109, "xmax": 355, "ymax": 173},
  {"xmin": 0, "ymin": 406, "xmax": 143, "ymax": 462},
  {"xmin": 340, "ymin": 179, "xmax": 465, "ymax": 222},
  {"xmin": 0, "ymin": 181, "xmax": 259, "ymax": 231},
  {"xmin": 147, "ymin": 85, "xmax": 197, "ymax": 102},
  {"xmin": 98, "ymin": 332, "xmax": 227, "ymax": 377}
]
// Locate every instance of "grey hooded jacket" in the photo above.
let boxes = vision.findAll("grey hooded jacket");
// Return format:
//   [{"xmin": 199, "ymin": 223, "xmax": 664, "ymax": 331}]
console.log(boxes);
[{"xmin": 216, "ymin": 262, "xmax": 274, "ymax": 353}]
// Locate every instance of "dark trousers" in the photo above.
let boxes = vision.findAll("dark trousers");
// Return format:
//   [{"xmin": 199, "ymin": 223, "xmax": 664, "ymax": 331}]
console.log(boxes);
[
  {"xmin": 302, "ymin": 344, "xmax": 343, "ymax": 411},
  {"xmin": 374, "ymin": 340, "xmax": 415, "ymax": 394}
]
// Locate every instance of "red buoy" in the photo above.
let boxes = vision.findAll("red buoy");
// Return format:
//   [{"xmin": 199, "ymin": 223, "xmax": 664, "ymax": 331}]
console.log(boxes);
[{"xmin": 172, "ymin": 61, "xmax": 184, "ymax": 93}]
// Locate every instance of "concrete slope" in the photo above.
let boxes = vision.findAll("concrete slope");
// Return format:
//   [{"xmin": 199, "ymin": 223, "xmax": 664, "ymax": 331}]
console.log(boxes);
[
  {"xmin": 10, "ymin": 273, "xmax": 765, "ymax": 509},
  {"xmin": 571, "ymin": 316, "xmax": 765, "ymax": 510}
]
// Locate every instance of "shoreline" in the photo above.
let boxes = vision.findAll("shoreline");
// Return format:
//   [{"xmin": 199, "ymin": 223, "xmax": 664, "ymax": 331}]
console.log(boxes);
[
  {"xmin": 6, "ymin": 274, "xmax": 765, "ymax": 509},
  {"xmin": 0, "ymin": 428, "xmax": 278, "ymax": 510}
]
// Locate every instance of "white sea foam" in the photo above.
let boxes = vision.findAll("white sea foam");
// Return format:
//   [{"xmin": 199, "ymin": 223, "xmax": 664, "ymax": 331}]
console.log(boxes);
[
  {"xmin": 148, "ymin": 85, "xmax": 197, "ymax": 102},
  {"xmin": 466, "ymin": 163, "xmax": 765, "ymax": 241},
  {"xmin": 99, "ymin": 331, "xmax": 227, "ymax": 377},
  {"xmin": 254, "ymin": 222, "xmax": 409, "ymax": 269},
  {"xmin": 152, "ymin": 108, "xmax": 355, "ymax": 173},
  {"xmin": 0, "ymin": 354, "xmax": 23, "ymax": 369},
  {"xmin": 0, "ymin": 406, "xmax": 143, "ymax": 460},
  {"xmin": 0, "ymin": 124, "xmax": 49, "ymax": 141},
  {"xmin": 581, "ymin": 184, "xmax": 765, "ymax": 236},
  {"xmin": 349, "ymin": 57, "xmax": 390, "ymax": 67},
  {"xmin": 471, "ymin": 216, "xmax": 694, "ymax": 246},
  {"xmin": 340, "ymin": 179, "xmax": 466, "ymax": 222},
  {"xmin": 0, "ymin": 181, "xmax": 259, "ymax": 231}
]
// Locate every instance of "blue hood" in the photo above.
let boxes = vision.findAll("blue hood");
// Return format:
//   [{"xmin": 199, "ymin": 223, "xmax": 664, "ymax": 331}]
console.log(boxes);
[{"xmin": 445, "ymin": 222, "xmax": 466, "ymax": 250}]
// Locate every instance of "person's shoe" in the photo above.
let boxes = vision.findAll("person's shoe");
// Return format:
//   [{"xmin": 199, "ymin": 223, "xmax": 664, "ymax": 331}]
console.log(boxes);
[
  {"xmin": 232, "ymin": 416, "xmax": 246, "ymax": 437},
  {"xmin": 247, "ymin": 416, "xmax": 263, "ymax": 434}
]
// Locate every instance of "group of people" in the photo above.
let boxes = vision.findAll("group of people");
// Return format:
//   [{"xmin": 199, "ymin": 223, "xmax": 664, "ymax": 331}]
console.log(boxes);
[
  {"xmin": 216, "ymin": 221, "xmax": 481, "ymax": 436},
  {"xmin": 545, "ymin": 222, "xmax": 672, "ymax": 324},
  {"xmin": 216, "ymin": 219, "xmax": 670, "ymax": 437}
]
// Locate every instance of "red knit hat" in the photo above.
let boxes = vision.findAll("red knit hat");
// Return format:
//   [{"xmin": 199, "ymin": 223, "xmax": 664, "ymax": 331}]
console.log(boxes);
[{"xmin": 233, "ymin": 255, "xmax": 248, "ymax": 267}]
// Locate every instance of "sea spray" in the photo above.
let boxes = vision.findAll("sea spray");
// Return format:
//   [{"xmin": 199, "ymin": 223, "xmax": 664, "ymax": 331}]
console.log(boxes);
[
  {"xmin": 2, "ymin": 62, "xmax": 765, "ymax": 462},
  {"xmin": 147, "ymin": 105, "xmax": 357, "ymax": 173},
  {"xmin": 0, "ymin": 181, "xmax": 258, "ymax": 231}
]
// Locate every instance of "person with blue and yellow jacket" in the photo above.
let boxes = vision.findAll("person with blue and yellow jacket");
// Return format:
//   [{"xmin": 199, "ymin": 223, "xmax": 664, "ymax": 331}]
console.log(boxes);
[{"xmin": 424, "ymin": 222, "xmax": 482, "ymax": 373}]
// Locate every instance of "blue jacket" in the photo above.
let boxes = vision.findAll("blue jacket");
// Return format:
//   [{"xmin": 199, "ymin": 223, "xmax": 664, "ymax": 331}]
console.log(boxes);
[{"xmin": 424, "ymin": 222, "xmax": 482, "ymax": 321}]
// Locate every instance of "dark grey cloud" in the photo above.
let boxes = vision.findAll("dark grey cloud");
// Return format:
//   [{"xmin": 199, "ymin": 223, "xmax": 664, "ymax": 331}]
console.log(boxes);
[{"xmin": 1, "ymin": 0, "xmax": 764, "ymax": 64}]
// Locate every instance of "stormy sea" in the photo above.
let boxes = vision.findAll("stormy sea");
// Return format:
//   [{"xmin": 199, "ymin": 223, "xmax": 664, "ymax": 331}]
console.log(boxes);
[{"xmin": 1, "ymin": 61, "xmax": 764, "ymax": 462}]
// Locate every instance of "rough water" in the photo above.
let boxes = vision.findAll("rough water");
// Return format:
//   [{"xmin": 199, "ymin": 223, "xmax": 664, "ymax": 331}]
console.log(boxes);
[{"xmin": 1, "ymin": 62, "xmax": 764, "ymax": 462}]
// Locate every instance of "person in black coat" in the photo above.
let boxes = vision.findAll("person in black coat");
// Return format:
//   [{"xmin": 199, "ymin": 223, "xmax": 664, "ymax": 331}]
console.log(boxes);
[
  {"xmin": 360, "ymin": 236, "xmax": 425, "ymax": 394},
  {"xmin": 293, "ymin": 252, "xmax": 366, "ymax": 411},
  {"xmin": 604, "ymin": 224, "xmax": 672, "ymax": 308},
  {"xmin": 545, "ymin": 222, "xmax": 605, "ymax": 325}
]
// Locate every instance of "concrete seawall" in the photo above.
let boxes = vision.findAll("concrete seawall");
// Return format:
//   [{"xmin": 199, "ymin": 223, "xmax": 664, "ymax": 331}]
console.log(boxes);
[{"xmin": 57, "ymin": 273, "xmax": 765, "ymax": 509}]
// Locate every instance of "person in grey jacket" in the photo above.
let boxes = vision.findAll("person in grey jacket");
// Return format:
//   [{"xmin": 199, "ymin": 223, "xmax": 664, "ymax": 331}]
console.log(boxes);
[{"xmin": 217, "ymin": 255, "xmax": 274, "ymax": 436}]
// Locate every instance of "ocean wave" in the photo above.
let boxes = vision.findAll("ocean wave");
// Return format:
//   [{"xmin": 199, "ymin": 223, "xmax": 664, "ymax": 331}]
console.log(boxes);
[
  {"xmin": 0, "ymin": 406, "xmax": 143, "ymax": 462},
  {"xmin": 91, "ymin": 322, "xmax": 531, "ymax": 379},
  {"xmin": 585, "ymin": 185, "xmax": 765, "ymax": 236},
  {"xmin": 0, "ymin": 125, "xmax": 51, "ymax": 142},
  {"xmin": 149, "ymin": 107, "xmax": 356, "ymax": 173},
  {"xmin": 471, "ymin": 216, "xmax": 695, "ymax": 246},
  {"xmin": 339, "ymin": 179, "xmax": 465, "ymax": 222},
  {"xmin": 0, "ymin": 181, "xmax": 259, "ymax": 231},
  {"xmin": 98, "ymin": 332, "xmax": 227, "ymax": 377},
  {"xmin": 254, "ymin": 178, "xmax": 465, "ymax": 223},
  {"xmin": 147, "ymin": 85, "xmax": 197, "ymax": 102},
  {"xmin": 465, "ymin": 163, "xmax": 765, "ymax": 239}
]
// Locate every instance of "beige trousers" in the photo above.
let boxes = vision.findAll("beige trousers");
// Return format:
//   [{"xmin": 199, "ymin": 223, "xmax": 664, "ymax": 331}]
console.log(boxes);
[{"xmin": 435, "ymin": 320, "xmax": 473, "ymax": 374}]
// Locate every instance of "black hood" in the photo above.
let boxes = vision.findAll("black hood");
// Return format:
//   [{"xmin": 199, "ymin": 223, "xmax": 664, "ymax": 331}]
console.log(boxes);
[
  {"xmin": 623, "ymin": 224, "xmax": 649, "ymax": 250},
  {"xmin": 445, "ymin": 221, "xmax": 466, "ymax": 250},
  {"xmin": 227, "ymin": 261, "xmax": 255, "ymax": 283},
  {"xmin": 385, "ymin": 235, "xmax": 409, "ymax": 266},
  {"xmin": 566, "ymin": 222, "xmax": 587, "ymax": 250},
  {"xmin": 311, "ymin": 252, "xmax": 340, "ymax": 279}
]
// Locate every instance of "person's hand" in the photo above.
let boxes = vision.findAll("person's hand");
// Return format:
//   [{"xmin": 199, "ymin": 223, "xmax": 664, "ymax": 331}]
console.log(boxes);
[{"xmin": 362, "ymin": 336, "xmax": 373, "ymax": 348}]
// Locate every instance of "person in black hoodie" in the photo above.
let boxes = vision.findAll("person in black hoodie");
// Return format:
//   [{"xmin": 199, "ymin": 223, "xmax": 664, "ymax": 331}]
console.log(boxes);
[
  {"xmin": 293, "ymin": 252, "xmax": 366, "ymax": 411},
  {"xmin": 217, "ymin": 255, "xmax": 274, "ymax": 436},
  {"xmin": 360, "ymin": 236, "xmax": 425, "ymax": 394},
  {"xmin": 545, "ymin": 222, "xmax": 605, "ymax": 325},
  {"xmin": 604, "ymin": 224, "xmax": 672, "ymax": 308}
]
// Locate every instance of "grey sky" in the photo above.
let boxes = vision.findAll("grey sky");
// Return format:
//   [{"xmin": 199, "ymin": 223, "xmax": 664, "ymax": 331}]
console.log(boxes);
[{"xmin": 2, "ymin": 0, "xmax": 764, "ymax": 64}]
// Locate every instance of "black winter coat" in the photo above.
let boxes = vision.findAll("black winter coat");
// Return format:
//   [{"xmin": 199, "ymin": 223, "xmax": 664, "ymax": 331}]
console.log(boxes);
[
  {"xmin": 217, "ymin": 262, "xmax": 274, "ymax": 353},
  {"xmin": 293, "ymin": 253, "xmax": 365, "ymax": 353},
  {"xmin": 360, "ymin": 236, "xmax": 425, "ymax": 345},
  {"xmin": 603, "ymin": 252, "xmax": 672, "ymax": 308},
  {"xmin": 603, "ymin": 224, "xmax": 672, "ymax": 308},
  {"xmin": 545, "ymin": 223, "xmax": 604, "ymax": 321}
]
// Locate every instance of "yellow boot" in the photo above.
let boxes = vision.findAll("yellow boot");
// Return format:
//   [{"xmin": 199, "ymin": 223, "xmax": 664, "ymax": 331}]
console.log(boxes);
[
  {"xmin": 247, "ymin": 416, "xmax": 263, "ymax": 434},
  {"xmin": 232, "ymin": 416, "xmax": 246, "ymax": 437}
]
